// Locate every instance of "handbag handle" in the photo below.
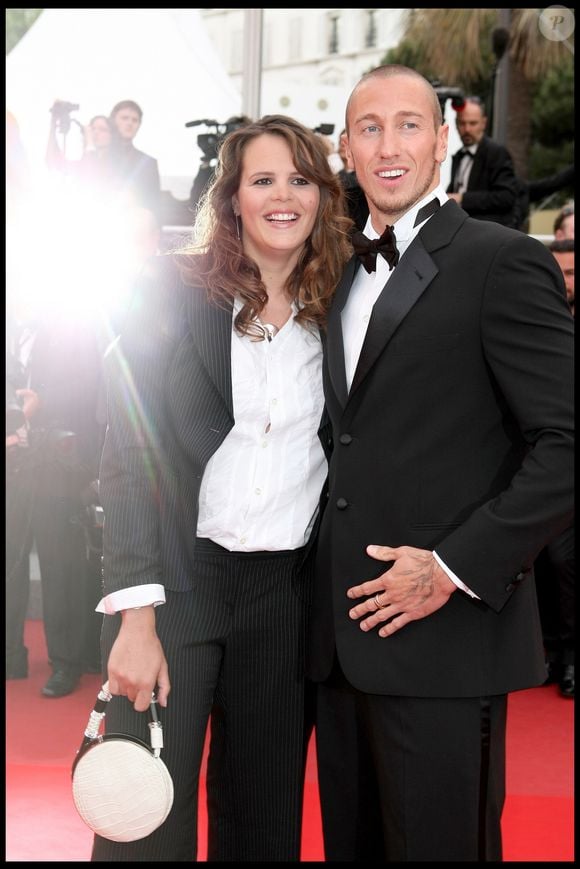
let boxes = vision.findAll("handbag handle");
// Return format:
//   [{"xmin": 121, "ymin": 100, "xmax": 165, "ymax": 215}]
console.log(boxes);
[{"xmin": 79, "ymin": 681, "xmax": 165, "ymax": 757}]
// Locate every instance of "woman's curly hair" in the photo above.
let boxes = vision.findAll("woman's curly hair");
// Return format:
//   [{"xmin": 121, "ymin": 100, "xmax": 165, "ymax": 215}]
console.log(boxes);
[{"xmin": 175, "ymin": 114, "xmax": 353, "ymax": 334}]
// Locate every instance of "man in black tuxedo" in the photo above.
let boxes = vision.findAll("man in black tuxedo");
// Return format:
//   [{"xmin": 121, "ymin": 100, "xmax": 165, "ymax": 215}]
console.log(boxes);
[
  {"xmin": 447, "ymin": 95, "xmax": 519, "ymax": 227},
  {"xmin": 307, "ymin": 65, "xmax": 574, "ymax": 862}
]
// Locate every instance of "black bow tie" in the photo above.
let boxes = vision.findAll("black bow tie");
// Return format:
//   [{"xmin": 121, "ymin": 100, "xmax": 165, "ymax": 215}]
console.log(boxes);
[
  {"xmin": 352, "ymin": 199, "xmax": 440, "ymax": 273},
  {"xmin": 352, "ymin": 225, "xmax": 399, "ymax": 273},
  {"xmin": 460, "ymin": 148, "xmax": 474, "ymax": 158}
]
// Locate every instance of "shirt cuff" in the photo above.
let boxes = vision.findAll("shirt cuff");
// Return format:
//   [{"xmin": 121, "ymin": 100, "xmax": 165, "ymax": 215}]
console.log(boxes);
[
  {"xmin": 96, "ymin": 584, "xmax": 166, "ymax": 614},
  {"xmin": 433, "ymin": 551, "xmax": 480, "ymax": 600}
]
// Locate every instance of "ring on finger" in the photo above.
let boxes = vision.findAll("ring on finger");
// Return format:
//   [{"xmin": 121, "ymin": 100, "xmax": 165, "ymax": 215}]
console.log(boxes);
[{"xmin": 374, "ymin": 592, "xmax": 386, "ymax": 610}]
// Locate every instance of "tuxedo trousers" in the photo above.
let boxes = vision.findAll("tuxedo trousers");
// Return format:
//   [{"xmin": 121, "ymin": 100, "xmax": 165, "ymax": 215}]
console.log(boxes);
[
  {"xmin": 92, "ymin": 539, "xmax": 314, "ymax": 862},
  {"xmin": 315, "ymin": 656, "xmax": 507, "ymax": 862}
]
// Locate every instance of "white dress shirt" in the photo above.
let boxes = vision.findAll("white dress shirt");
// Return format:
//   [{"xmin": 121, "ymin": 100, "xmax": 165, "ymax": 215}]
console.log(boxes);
[
  {"xmin": 97, "ymin": 300, "xmax": 326, "ymax": 613},
  {"xmin": 454, "ymin": 144, "xmax": 477, "ymax": 194}
]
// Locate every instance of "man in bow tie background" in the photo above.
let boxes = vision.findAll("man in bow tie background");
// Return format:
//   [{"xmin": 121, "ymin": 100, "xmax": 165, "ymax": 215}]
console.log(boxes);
[
  {"xmin": 307, "ymin": 64, "xmax": 574, "ymax": 862},
  {"xmin": 447, "ymin": 95, "xmax": 520, "ymax": 227}
]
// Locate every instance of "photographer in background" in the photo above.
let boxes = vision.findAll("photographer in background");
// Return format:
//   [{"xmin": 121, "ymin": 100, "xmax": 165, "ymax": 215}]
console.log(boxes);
[
  {"xmin": 46, "ymin": 102, "xmax": 116, "ymax": 200},
  {"xmin": 8, "ymin": 305, "xmax": 106, "ymax": 696}
]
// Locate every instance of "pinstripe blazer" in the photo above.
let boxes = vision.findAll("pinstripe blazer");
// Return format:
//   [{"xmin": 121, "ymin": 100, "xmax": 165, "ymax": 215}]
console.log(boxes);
[{"xmin": 99, "ymin": 254, "xmax": 332, "ymax": 598}]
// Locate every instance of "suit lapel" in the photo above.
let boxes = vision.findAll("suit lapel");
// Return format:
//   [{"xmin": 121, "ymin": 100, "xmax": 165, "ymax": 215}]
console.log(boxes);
[
  {"xmin": 349, "ymin": 239, "xmax": 438, "ymax": 396},
  {"xmin": 185, "ymin": 287, "xmax": 234, "ymax": 413},
  {"xmin": 467, "ymin": 137, "xmax": 487, "ymax": 191},
  {"xmin": 450, "ymin": 153, "xmax": 462, "ymax": 191},
  {"xmin": 326, "ymin": 257, "xmax": 357, "ymax": 408},
  {"xmin": 347, "ymin": 201, "xmax": 466, "ymax": 400}
]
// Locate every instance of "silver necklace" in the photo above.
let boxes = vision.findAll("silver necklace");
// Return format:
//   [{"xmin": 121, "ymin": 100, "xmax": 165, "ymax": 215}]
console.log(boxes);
[
  {"xmin": 252, "ymin": 319, "xmax": 280, "ymax": 342},
  {"xmin": 257, "ymin": 321, "xmax": 279, "ymax": 342}
]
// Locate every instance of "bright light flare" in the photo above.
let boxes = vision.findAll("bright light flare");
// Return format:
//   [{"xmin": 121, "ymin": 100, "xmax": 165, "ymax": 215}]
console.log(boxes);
[{"xmin": 7, "ymin": 170, "xmax": 159, "ymax": 344}]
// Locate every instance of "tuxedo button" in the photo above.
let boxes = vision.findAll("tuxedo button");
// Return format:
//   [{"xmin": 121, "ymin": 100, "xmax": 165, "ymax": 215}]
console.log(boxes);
[
  {"xmin": 515, "ymin": 571, "xmax": 527, "ymax": 581},
  {"xmin": 336, "ymin": 497, "xmax": 349, "ymax": 510},
  {"xmin": 339, "ymin": 433, "xmax": 352, "ymax": 445},
  {"xmin": 505, "ymin": 582, "xmax": 515, "ymax": 592}
]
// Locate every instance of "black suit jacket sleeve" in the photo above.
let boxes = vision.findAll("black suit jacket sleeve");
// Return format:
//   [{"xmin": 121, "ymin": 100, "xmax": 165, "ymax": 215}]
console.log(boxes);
[
  {"xmin": 99, "ymin": 256, "xmax": 185, "ymax": 594},
  {"xmin": 527, "ymin": 164, "xmax": 574, "ymax": 203},
  {"xmin": 436, "ymin": 233, "xmax": 574, "ymax": 610}
]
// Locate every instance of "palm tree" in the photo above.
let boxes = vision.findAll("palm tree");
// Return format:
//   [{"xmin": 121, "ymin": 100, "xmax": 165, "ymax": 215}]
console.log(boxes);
[{"xmin": 397, "ymin": 9, "xmax": 573, "ymax": 178}]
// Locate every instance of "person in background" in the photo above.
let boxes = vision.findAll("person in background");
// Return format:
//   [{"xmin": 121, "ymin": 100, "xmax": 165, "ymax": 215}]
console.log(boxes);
[
  {"xmin": 533, "ymin": 235, "xmax": 574, "ymax": 699},
  {"xmin": 336, "ymin": 127, "xmax": 369, "ymax": 230},
  {"xmin": 46, "ymin": 109, "xmax": 115, "ymax": 198},
  {"xmin": 307, "ymin": 64, "xmax": 574, "ymax": 862},
  {"xmin": 23, "ymin": 305, "xmax": 105, "ymax": 697},
  {"xmin": 5, "ymin": 335, "xmax": 40, "ymax": 681},
  {"xmin": 108, "ymin": 99, "xmax": 161, "ymax": 225},
  {"xmin": 516, "ymin": 166, "xmax": 575, "ymax": 232},
  {"xmin": 6, "ymin": 110, "xmax": 30, "ymax": 215},
  {"xmin": 6, "ymin": 114, "xmax": 35, "ymax": 680},
  {"xmin": 447, "ymin": 95, "xmax": 519, "ymax": 227},
  {"xmin": 317, "ymin": 131, "xmax": 343, "ymax": 175},
  {"xmin": 550, "ymin": 238, "xmax": 574, "ymax": 313},
  {"xmin": 553, "ymin": 203, "xmax": 574, "ymax": 240},
  {"xmin": 91, "ymin": 114, "xmax": 352, "ymax": 862}
]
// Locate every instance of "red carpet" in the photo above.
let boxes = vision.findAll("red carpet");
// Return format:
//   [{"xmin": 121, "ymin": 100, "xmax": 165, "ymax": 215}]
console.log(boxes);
[{"xmin": 6, "ymin": 619, "xmax": 574, "ymax": 862}]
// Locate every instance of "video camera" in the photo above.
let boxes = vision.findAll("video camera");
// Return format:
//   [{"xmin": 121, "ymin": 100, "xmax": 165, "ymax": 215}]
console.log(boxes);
[
  {"xmin": 430, "ymin": 81, "xmax": 466, "ymax": 113},
  {"xmin": 312, "ymin": 124, "xmax": 335, "ymax": 136},
  {"xmin": 185, "ymin": 116, "xmax": 249, "ymax": 164},
  {"xmin": 49, "ymin": 99, "xmax": 80, "ymax": 135},
  {"xmin": 50, "ymin": 100, "xmax": 80, "ymax": 118}
]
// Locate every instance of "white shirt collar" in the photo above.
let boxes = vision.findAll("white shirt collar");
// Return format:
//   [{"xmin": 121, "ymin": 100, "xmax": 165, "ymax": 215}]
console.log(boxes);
[{"xmin": 362, "ymin": 185, "xmax": 447, "ymax": 251}]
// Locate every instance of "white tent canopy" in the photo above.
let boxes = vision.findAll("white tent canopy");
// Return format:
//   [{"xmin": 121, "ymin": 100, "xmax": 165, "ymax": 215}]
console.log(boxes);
[{"xmin": 6, "ymin": 8, "xmax": 242, "ymax": 200}]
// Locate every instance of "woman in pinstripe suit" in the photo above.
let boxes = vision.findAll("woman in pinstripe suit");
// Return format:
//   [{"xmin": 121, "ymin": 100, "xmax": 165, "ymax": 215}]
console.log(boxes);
[{"xmin": 91, "ymin": 115, "xmax": 352, "ymax": 862}]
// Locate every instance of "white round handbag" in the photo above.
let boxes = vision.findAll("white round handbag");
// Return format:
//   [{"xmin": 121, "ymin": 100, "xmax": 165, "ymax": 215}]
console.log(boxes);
[{"xmin": 71, "ymin": 682, "xmax": 174, "ymax": 842}]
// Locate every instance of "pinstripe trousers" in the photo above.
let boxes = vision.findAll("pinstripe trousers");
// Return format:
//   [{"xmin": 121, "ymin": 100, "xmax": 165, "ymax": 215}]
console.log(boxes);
[{"xmin": 91, "ymin": 540, "xmax": 315, "ymax": 862}]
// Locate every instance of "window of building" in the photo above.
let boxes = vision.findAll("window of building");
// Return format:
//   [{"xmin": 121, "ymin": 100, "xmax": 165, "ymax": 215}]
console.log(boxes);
[
  {"xmin": 364, "ymin": 10, "xmax": 378, "ymax": 49},
  {"xmin": 327, "ymin": 13, "xmax": 340, "ymax": 55},
  {"xmin": 288, "ymin": 18, "xmax": 302, "ymax": 61}
]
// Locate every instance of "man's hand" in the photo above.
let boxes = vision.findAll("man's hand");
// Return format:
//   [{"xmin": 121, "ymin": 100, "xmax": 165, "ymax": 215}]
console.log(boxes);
[{"xmin": 346, "ymin": 545, "xmax": 456, "ymax": 637}]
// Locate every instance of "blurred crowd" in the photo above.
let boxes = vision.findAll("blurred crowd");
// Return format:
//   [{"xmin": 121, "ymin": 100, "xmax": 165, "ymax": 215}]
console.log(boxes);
[{"xmin": 6, "ymin": 101, "xmax": 161, "ymax": 697}]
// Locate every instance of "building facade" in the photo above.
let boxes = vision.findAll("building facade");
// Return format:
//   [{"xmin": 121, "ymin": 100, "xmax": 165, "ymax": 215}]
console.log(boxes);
[{"xmin": 200, "ymin": 9, "xmax": 406, "ymax": 141}]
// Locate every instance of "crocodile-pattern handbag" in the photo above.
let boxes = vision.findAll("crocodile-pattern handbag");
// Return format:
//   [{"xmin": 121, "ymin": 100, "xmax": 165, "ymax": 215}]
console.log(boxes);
[{"xmin": 71, "ymin": 682, "xmax": 174, "ymax": 842}]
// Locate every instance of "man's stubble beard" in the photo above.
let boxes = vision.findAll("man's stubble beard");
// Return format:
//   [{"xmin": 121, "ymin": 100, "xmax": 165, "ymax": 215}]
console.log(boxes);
[{"xmin": 364, "ymin": 157, "xmax": 439, "ymax": 224}]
